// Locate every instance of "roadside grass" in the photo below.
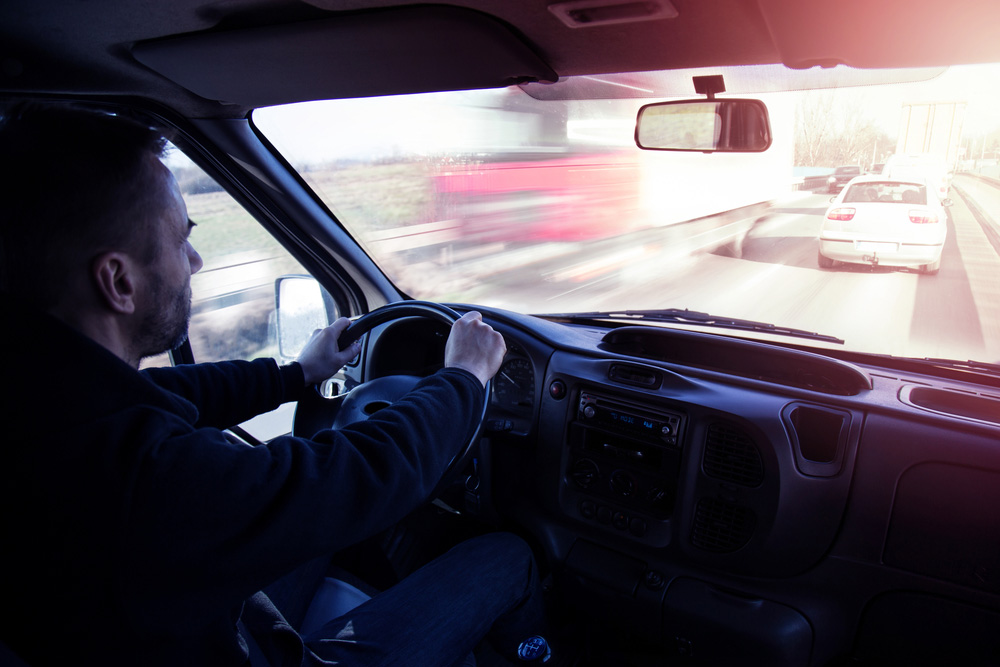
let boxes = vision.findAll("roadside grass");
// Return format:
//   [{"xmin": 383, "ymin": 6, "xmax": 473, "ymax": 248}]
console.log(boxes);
[
  {"xmin": 300, "ymin": 161, "xmax": 434, "ymax": 233},
  {"xmin": 176, "ymin": 161, "xmax": 434, "ymax": 363},
  {"xmin": 182, "ymin": 161, "xmax": 433, "ymax": 263}
]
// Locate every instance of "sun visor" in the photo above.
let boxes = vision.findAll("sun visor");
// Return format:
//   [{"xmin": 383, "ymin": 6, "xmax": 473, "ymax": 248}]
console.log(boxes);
[
  {"xmin": 756, "ymin": 0, "xmax": 1000, "ymax": 69},
  {"xmin": 132, "ymin": 6, "xmax": 558, "ymax": 107}
]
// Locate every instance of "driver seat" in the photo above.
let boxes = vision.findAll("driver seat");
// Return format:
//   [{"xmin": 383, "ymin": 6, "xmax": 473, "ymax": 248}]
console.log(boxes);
[
  {"xmin": 0, "ymin": 640, "xmax": 30, "ymax": 667},
  {"xmin": 260, "ymin": 554, "xmax": 379, "ymax": 636},
  {"xmin": 298, "ymin": 572, "xmax": 374, "ymax": 638},
  {"xmin": 240, "ymin": 577, "xmax": 371, "ymax": 667}
]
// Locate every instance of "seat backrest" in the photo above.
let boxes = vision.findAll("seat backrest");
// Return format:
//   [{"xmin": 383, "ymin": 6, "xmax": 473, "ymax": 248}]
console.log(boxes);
[{"xmin": 1, "ymin": 640, "xmax": 32, "ymax": 666}]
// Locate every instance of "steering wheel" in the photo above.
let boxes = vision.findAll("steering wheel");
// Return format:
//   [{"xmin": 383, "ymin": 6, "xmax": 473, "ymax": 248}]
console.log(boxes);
[{"xmin": 292, "ymin": 301, "xmax": 490, "ymax": 497}]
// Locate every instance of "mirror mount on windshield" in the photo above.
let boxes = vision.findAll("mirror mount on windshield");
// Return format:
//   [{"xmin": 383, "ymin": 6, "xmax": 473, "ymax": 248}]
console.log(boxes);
[
  {"xmin": 635, "ymin": 75, "xmax": 772, "ymax": 153},
  {"xmin": 693, "ymin": 74, "xmax": 726, "ymax": 100}
]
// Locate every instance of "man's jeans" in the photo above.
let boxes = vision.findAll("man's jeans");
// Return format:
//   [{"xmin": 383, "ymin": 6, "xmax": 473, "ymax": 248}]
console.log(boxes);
[{"xmin": 280, "ymin": 532, "xmax": 547, "ymax": 666}]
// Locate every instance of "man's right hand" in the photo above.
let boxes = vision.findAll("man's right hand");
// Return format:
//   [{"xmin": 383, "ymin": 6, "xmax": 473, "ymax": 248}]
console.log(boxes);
[
  {"xmin": 444, "ymin": 311, "xmax": 506, "ymax": 387},
  {"xmin": 296, "ymin": 317, "xmax": 362, "ymax": 386}
]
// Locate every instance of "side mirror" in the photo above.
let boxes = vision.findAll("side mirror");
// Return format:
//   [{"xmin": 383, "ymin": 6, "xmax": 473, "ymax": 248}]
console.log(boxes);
[
  {"xmin": 275, "ymin": 275, "xmax": 338, "ymax": 361},
  {"xmin": 941, "ymin": 198, "xmax": 954, "ymax": 207},
  {"xmin": 635, "ymin": 99, "xmax": 771, "ymax": 152}
]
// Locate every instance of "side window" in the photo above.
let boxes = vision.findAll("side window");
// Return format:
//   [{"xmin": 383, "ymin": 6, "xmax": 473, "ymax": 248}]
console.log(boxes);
[
  {"xmin": 144, "ymin": 147, "xmax": 320, "ymax": 439},
  {"xmin": 174, "ymin": 150, "xmax": 312, "ymax": 364}
]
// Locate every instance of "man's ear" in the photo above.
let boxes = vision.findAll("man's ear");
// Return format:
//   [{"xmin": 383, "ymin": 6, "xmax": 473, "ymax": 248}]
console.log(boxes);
[{"xmin": 92, "ymin": 252, "xmax": 138, "ymax": 315}]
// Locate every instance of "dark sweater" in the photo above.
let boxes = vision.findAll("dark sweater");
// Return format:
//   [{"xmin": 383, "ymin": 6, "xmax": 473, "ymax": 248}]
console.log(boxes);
[{"xmin": 1, "ymin": 301, "xmax": 484, "ymax": 665}]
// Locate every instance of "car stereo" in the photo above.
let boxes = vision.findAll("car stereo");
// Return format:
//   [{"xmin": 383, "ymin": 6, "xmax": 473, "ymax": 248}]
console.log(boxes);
[{"xmin": 566, "ymin": 391, "xmax": 686, "ymax": 531}]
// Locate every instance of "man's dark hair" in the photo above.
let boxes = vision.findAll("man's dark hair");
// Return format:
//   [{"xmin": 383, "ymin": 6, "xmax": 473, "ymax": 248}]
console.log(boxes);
[{"xmin": 0, "ymin": 104, "xmax": 171, "ymax": 307}]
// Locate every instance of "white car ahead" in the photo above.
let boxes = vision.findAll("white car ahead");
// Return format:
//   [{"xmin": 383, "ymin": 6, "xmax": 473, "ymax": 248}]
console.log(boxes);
[{"xmin": 818, "ymin": 175, "xmax": 951, "ymax": 274}]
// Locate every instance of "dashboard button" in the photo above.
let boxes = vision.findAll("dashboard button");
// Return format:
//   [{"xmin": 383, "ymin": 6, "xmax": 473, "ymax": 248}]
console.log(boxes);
[
  {"xmin": 644, "ymin": 570, "xmax": 665, "ymax": 590},
  {"xmin": 485, "ymin": 419, "xmax": 513, "ymax": 433},
  {"xmin": 548, "ymin": 380, "xmax": 567, "ymax": 400}
]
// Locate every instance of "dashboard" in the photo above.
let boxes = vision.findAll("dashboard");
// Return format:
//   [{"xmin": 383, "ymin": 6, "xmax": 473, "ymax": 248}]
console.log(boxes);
[{"xmin": 343, "ymin": 308, "xmax": 1000, "ymax": 666}]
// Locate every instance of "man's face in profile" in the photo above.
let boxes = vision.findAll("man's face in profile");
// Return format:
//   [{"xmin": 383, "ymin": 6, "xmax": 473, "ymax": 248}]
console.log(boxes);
[{"xmin": 134, "ymin": 159, "xmax": 203, "ymax": 360}]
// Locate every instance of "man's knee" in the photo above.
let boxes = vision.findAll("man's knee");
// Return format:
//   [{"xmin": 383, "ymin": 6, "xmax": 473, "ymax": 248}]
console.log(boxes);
[
  {"xmin": 442, "ymin": 532, "xmax": 539, "ymax": 595},
  {"xmin": 455, "ymin": 532, "xmax": 535, "ymax": 566}
]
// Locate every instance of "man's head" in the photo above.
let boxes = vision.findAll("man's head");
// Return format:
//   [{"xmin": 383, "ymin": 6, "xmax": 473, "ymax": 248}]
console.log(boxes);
[{"xmin": 0, "ymin": 104, "xmax": 203, "ymax": 364}]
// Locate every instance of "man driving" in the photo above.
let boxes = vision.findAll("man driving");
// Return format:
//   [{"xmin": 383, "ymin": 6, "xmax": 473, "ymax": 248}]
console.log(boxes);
[{"xmin": 0, "ymin": 105, "xmax": 556, "ymax": 666}]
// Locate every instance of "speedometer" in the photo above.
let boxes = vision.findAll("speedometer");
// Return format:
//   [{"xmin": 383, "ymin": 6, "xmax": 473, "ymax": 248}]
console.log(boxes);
[{"xmin": 493, "ymin": 357, "xmax": 535, "ymax": 409}]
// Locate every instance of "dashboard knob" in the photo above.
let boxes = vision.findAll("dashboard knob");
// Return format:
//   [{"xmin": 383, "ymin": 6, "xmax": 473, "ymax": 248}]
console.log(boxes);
[
  {"xmin": 571, "ymin": 459, "xmax": 599, "ymax": 489},
  {"xmin": 610, "ymin": 469, "xmax": 636, "ymax": 497},
  {"xmin": 583, "ymin": 405, "xmax": 596, "ymax": 419}
]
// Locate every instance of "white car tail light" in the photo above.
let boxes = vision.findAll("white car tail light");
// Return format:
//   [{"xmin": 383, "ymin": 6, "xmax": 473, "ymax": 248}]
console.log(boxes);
[
  {"xmin": 826, "ymin": 207, "xmax": 855, "ymax": 221},
  {"xmin": 908, "ymin": 210, "xmax": 939, "ymax": 224}
]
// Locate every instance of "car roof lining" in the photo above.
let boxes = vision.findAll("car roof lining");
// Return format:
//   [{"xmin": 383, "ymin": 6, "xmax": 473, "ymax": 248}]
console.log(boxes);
[{"xmin": 3, "ymin": 0, "xmax": 1000, "ymax": 119}]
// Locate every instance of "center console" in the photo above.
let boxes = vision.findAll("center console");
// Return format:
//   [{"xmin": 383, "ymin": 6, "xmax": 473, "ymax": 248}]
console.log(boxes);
[{"xmin": 563, "ymin": 389, "xmax": 686, "ymax": 542}]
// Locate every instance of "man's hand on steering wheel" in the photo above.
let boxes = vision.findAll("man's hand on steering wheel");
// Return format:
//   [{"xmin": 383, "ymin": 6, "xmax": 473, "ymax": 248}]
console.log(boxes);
[
  {"xmin": 292, "ymin": 305, "xmax": 501, "ymax": 493},
  {"xmin": 297, "ymin": 310, "xmax": 505, "ymax": 388},
  {"xmin": 444, "ymin": 311, "xmax": 507, "ymax": 387},
  {"xmin": 297, "ymin": 317, "xmax": 362, "ymax": 386}
]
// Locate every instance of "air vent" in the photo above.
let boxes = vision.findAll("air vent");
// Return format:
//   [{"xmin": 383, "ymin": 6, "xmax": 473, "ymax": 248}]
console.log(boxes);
[
  {"xmin": 608, "ymin": 363, "xmax": 661, "ymax": 389},
  {"xmin": 600, "ymin": 327, "xmax": 872, "ymax": 396},
  {"xmin": 703, "ymin": 423, "xmax": 764, "ymax": 487},
  {"xmin": 691, "ymin": 497, "xmax": 756, "ymax": 553}
]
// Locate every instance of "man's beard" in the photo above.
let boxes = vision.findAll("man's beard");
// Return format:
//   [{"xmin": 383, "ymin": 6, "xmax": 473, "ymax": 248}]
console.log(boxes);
[{"xmin": 135, "ymin": 274, "xmax": 193, "ymax": 360}]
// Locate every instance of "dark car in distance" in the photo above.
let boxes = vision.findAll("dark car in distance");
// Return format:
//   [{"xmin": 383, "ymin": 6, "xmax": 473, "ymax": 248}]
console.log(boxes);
[{"xmin": 827, "ymin": 165, "xmax": 862, "ymax": 192}]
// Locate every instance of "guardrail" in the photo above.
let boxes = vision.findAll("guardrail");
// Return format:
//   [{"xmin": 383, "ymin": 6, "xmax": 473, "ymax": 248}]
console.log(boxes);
[{"xmin": 794, "ymin": 175, "xmax": 831, "ymax": 192}]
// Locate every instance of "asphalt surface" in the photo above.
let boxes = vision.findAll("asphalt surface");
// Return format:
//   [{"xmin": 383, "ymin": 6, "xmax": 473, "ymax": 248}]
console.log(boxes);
[{"xmin": 464, "ymin": 178, "xmax": 1000, "ymax": 363}]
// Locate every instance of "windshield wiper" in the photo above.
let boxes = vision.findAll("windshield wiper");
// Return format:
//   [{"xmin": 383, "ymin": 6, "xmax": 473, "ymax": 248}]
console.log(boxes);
[
  {"xmin": 886, "ymin": 356, "xmax": 1000, "ymax": 376},
  {"xmin": 540, "ymin": 308, "xmax": 845, "ymax": 344}
]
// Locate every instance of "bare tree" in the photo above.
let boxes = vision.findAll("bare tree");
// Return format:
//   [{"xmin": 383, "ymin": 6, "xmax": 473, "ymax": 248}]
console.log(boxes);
[
  {"xmin": 795, "ymin": 89, "xmax": 893, "ymax": 169},
  {"xmin": 795, "ymin": 90, "xmax": 834, "ymax": 166}
]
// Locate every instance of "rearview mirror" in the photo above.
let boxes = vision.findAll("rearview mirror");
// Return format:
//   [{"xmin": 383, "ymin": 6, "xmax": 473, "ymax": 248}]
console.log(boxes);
[{"xmin": 635, "ymin": 99, "xmax": 771, "ymax": 152}]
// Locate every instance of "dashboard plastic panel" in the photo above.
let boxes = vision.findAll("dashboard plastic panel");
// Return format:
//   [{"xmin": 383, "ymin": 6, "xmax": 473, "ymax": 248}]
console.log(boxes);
[{"xmin": 349, "ymin": 306, "xmax": 1000, "ymax": 666}]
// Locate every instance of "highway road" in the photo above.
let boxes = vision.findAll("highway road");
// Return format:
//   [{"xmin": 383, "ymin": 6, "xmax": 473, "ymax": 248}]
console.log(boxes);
[
  {"xmin": 187, "ymin": 173, "xmax": 1000, "ymax": 369},
  {"xmin": 465, "ymin": 175, "xmax": 1000, "ymax": 364}
]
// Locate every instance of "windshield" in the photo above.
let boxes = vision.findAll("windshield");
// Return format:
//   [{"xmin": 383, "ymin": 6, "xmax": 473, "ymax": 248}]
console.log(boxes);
[{"xmin": 253, "ymin": 63, "xmax": 1000, "ymax": 364}]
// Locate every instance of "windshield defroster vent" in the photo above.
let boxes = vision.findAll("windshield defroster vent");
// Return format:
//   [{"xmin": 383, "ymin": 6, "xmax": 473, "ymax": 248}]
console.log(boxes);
[
  {"xmin": 599, "ymin": 327, "xmax": 871, "ymax": 396},
  {"xmin": 703, "ymin": 423, "xmax": 764, "ymax": 487},
  {"xmin": 691, "ymin": 497, "xmax": 756, "ymax": 553}
]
